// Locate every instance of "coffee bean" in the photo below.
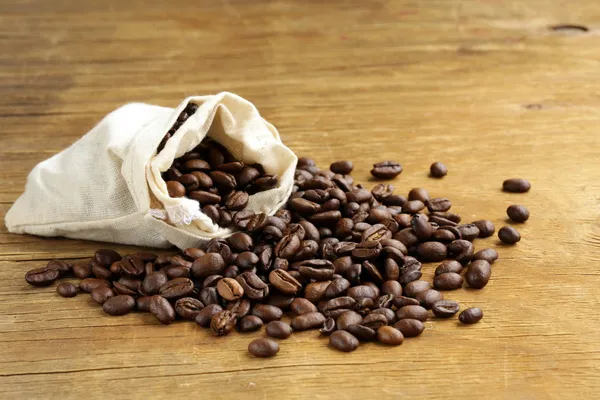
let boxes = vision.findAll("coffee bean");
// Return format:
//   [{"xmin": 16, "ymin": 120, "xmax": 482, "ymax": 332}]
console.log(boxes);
[
  {"xmin": 407, "ymin": 187, "xmax": 429, "ymax": 202},
  {"xmin": 149, "ymin": 295, "xmax": 176, "ymax": 325},
  {"xmin": 472, "ymin": 220, "xmax": 495, "ymax": 238},
  {"xmin": 457, "ymin": 224, "xmax": 480, "ymax": 241},
  {"xmin": 237, "ymin": 166, "xmax": 260, "ymax": 187},
  {"xmin": 362, "ymin": 313, "xmax": 388, "ymax": 330},
  {"xmin": 275, "ymin": 234, "xmax": 302, "ymax": 259},
  {"xmin": 216, "ymin": 277, "xmax": 244, "ymax": 301},
  {"xmin": 183, "ymin": 159, "xmax": 211, "ymax": 172},
  {"xmin": 79, "ymin": 278, "xmax": 110, "ymax": 293},
  {"xmin": 192, "ymin": 253, "xmax": 225, "ymax": 279},
  {"xmin": 136, "ymin": 296, "xmax": 152, "ymax": 312},
  {"xmin": 447, "ymin": 239, "xmax": 474, "ymax": 265},
  {"xmin": 140, "ymin": 272, "xmax": 168, "ymax": 296},
  {"xmin": 435, "ymin": 260, "xmax": 463, "ymax": 276},
  {"xmin": 195, "ymin": 304, "xmax": 223, "ymax": 327},
  {"xmin": 393, "ymin": 319, "xmax": 424, "ymax": 337},
  {"xmin": 236, "ymin": 272, "xmax": 269, "ymax": 300},
  {"xmin": 269, "ymin": 269, "xmax": 302, "ymax": 295},
  {"xmin": 371, "ymin": 161, "xmax": 402, "ymax": 179},
  {"xmin": 304, "ymin": 281, "xmax": 331, "ymax": 303},
  {"xmin": 291, "ymin": 298, "xmax": 319, "ymax": 315},
  {"xmin": 347, "ymin": 285, "xmax": 378, "ymax": 300},
  {"xmin": 416, "ymin": 241, "xmax": 447, "ymax": 262},
  {"xmin": 498, "ymin": 226, "xmax": 521, "ymax": 244},
  {"xmin": 174, "ymin": 297, "xmax": 204, "ymax": 320},
  {"xmin": 465, "ymin": 260, "xmax": 492, "ymax": 289},
  {"xmin": 72, "ymin": 263, "xmax": 91, "ymax": 279},
  {"xmin": 330, "ymin": 160, "xmax": 354, "ymax": 175},
  {"xmin": 289, "ymin": 197, "xmax": 321, "ymax": 215},
  {"xmin": 325, "ymin": 278, "xmax": 351, "ymax": 298},
  {"xmin": 432, "ymin": 300, "xmax": 460, "ymax": 318},
  {"xmin": 396, "ymin": 305, "xmax": 428, "ymax": 321},
  {"xmin": 199, "ymin": 287, "xmax": 220, "ymax": 306},
  {"xmin": 159, "ymin": 278, "xmax": 194, "ymax": 299},
  {"xmin": 416, "ymin": 289, "xmax": 444, "ymax": 309},
  {"xmin": 95, "ymin": 249, "xmax": 122, "ymax": 267},
  {"xmin": 227, "ymin": 298, "xmax": 251, "ymax": 318},
  {"xmin": 103, "ymin": 295, "xmax": 135, "ymax": 316},
  {"xmin": 351, "ymin": 241, "xmax": 382, "ymax": 261},
  {"xmin": 411, "ymin": 214, "xmax": 433, "ymax": 240},
  {"xmin": 251, "ymin": 304, "xmax": 283, "ymax": 322},
  {"xmin": 56, "ymin": 282, "xmax": 78, "ymax": 298},
  {"xmin": 266, "ymin": 321, "xmax": 293, "ymax": 339},
  {"xmin": 430, "ymin": 162, "xmax": 447, "ymax": 178},
  {"xmin": 329, "ymin": 330, "xmax": 359, "ymax": 352},
  {"xmin": 251, "ymin": 175, "xmax": 279, "ymax": 192},
  {"xmin": 336, "ymin": 310, "xmax": 363, "ymax": 330},
  {"xmin": 503, "ymin": 179, "xmax": 531, "ymax": 193},
  {"xmin": 91, "ymin": 286, "xmax": 114, "ymax": 305},
  {"xmin": 211, "ymin": 310, "xmax": 238, "ymax": 335},
  {"xmin": 298, "ymin": 259, "xmax": 335, "ymax": 281},
  {"xmin": 380, "ymin": 280, "xmax": 403, "ymax": 297},
  {"xmin": 433, "ymin": 272, "xmax": 464, "ymax": 290},
  {"xmin": 228, "ymin": 232, "xmax": 254, "ymax": 252},
  {"xmin": 309, "ymin": 210, "xmax": 342, "ymax": 226},
  {"xmin": 319, "ymin": 317, "xmax": 337, "ymax": 335},
  {"xmin": 383, "ymin": 258, "xmax": 400, "ymax": 281},
  {"xmin": 238, "ymin": 315, "xmax": 264, "ymax": 332},
  {"xmin": 345, "ymin": 324, "xmax": 376, "ymax": 341},
  {"xmin": 459, "ymin": 307, "xmax": 483, "ymax": 324},
  {"xmin": 290, "ymin": 312, "xmax": 326, "ymax": 331},
  {"xmin": 166, "ymin": 181, "xmax": 186, "ymax": 197},
  {"xmin": 473, "ymin": 248, "xmax": 499, "ymax": 264},
  {"xmin": 376, "ymin": 326, "xmax": 404, "ymax": 345},
  {"xmin": 46, "ymin": 259, "xmax": 71, "ymax": 275},
  {"xmin": 507, "ymin": 205, "xmax": 529, "ymax": 222},
  {"xmin": 403, "ymin": 200, "xmax": 425, "ymax": 214},
  {"xmin": 248, "ymin": 338, "xmax": 279, "ymax": 358},
  {"xmin": 232, "ymin": 210, "xmax": 255, "ymax": 229},
  {"xmin": 403, "ymin": 280, "xmax": 431, "ymax": 298},
  {"xmin": 426, "ymin": 198, "xmax": 452, "ymax": 213},
  {"xmin": 398, "ymin": 269, "xmax": 423, "ymax": 286},
  {"xmin": 392, "ymin": 296, "xmax": 420, "ymax": 308},
  {"xmin": 25, "ymin": 266, "xmax": 60, "ymax": 287}
]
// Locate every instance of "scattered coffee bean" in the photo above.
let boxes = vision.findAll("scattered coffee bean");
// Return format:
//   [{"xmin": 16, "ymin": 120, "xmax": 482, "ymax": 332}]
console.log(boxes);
[
  {"xmin": 195, "ymin": 304, "xmax": 223, "ymax": 327},
  {"xmin": 376, "ymin": 326, "xmax": 404, "ymax": 345},
  {"xmin": 91, "ymin": 286, "xmax": 114, "ymax": 305},
  {"xmin": 56, "ymin": 282, "xmax": 78, "ymax": 298},
  {"xmin": 248, "ymin": 338, "xmax": 279, "ymax": 357},
  {"xmin": 371, "ymin": 161, "xmax": 402, "ymax": 179},
  {"xmin": 503, "ymin": 179, "xmax": 531, "ymax": 193},
  {"xmin": 103, "ymin": 295, "xmax": 135, "ymax": 316},
  {"xmin": 465, "ymin": 260, "xmax": 492, "ymax": 289},
  {"xmin": 211, "ymin": 310, "xmax": 238, "ymax": 336},
  {"xmin": 174, "ymin": 297, "xmax": 204, "ymax": 320},
  {"xmin": 472, "ymin": 248, "xmax": 498, "ymax": 264},
  {"xmin": 432, "ymin": 300, "xmax": 460, "ymax": 318},
  {"xmin": 25, "ymin": 266, "xmax": 60, "ymax": 287},
  {"xmin": 416, "ymin": 289, "xmax": 444, "ymax": 309},
  {"xmin": 149, "ymin": 295, "xmax": 176, "ymax": 325},
  {"xmin": 329, "ymin": 330, "xmax": 360, "ymax": 352},
  {"xmin": 266, "ymin": 321, "xmax": 293, "ymax": 339},
  {"xmin": 459, "ymin": 307, "xmax": 483, "ymax": 324},
  {"xmin": 330, "ymin": 160, "xmax": 354, "ymax": 175},
  {"xmin": 433, "ymin": 272, "xmax": 464, "ymax": 291},
  {"xmin": 396, "ymin": 305, "xmax": 428, "ymax": 322},
  {"xmin": 507, "ymin": 205, "xmax": 529, "ymax": 222},
  {"xmin": 430, "ymin": 162, "xmax": 447, "ymax": 178},
  {"xmin": 238, "ymin": 315, "xmax": 264, "ymax": 332},
  {"xmin": 393, "ymin": 319, "xmax": 424, "ymax": 337},
  {"xmin": 498, "ymin": 226, "xmax": 521, "ymax": 244},
  {"xmin": 291, "ymin": 312, "xmax": 326, "ymax": 331},
  {"xmin": 435, "ymin": 260, "xmax": 463, "ymax": 276},
  {"xmin": 472, "ymin": 220, "xmax": 495, "ymax": 238}
]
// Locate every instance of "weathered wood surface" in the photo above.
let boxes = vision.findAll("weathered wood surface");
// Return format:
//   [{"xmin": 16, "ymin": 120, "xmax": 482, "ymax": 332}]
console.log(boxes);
[{"xmin": 1, "ymin": 0, "xmax": 600, "ymax": 398}]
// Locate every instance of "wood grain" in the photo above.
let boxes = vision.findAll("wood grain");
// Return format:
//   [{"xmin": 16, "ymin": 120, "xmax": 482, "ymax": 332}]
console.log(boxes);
[{"xmin": 2, "ymin": 0, "xmax": 600, "ymax": 398}]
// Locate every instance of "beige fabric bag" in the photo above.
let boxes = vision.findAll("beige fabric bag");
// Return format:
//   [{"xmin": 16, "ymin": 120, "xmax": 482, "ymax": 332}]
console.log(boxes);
[{"xmin": 5, "ymin": 92, "xmax": 297, "ymax": 249}]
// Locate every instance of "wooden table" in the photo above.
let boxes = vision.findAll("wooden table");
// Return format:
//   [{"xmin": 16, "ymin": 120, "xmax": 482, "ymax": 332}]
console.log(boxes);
[{"xmin": 2, "ymin": 1, "xmax": 600, "ymax": 398}]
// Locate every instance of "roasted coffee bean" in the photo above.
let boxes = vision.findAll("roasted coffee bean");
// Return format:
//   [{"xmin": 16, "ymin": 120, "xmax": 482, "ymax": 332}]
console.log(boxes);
[
  {"xmin": 269, "ymin": 269, "xmax": 302, "ymax": 295},
  {"xmin": 371, "ymin": 161, "xmax": 402, "ymax": 179},
  {"xmin": 346, "ymin": 188, "xmax": 372, "ymax": 204},
  {"xmin": 198, "ymin": 287, "xmax": 220, "ymax": 306},
  {"xmin": 377, "ymin": 326, "xmax": 404, "ymax": 345},
  {"xmin": 72, "ymin": 262, "xmax": 92, "ymax": 279},
  {"xmin": 507, "ymin": 205, "xmax": 529, "ymax": 222},
  {"xmin": 217, "ymin": 161, "xmax": 244, "ymax": 174},
  {"xmin": 347, "ymin": 285, "xmax": 378, "ymax": 300},
  {"xmin": 291, "ymin": 298, "xmax": 319, "ymax": 315},
  {"xmin": 330, "ymin": 160, "xmax": 354, "ymax": 174},
  {"xmin": 473, "ymin": 248, "xmax": 499, "ymax": 264},
  {"xmin": 248, "ymin": 338, "xmax": 279, "ymax": 357},
  {"xmin": 432, "ymin": 300, "xmax": 460, "ymax": 318},
  {"xmin": 174, "ymin": 297, "xmax": 204, "ymax": 320},
  {"xmin": 209, "ymin": 170, "xmax": 237, "ymax": 190},
  {"xmin": 309, "ymin": 210, "xmax": 342, "ymax": 226},
  {"xmin": 359, "ymin": 261, "xmax": 382, "ymax": 283},
  {"xmin": 183, "ymin": 159, "xmax": 211, "ymax": 172},
  {"xmin": 119, "ymin": 255, "xmax": 145, "ymax": 277},
  {"xmin": 136, "ymin": 296, "xmax": 152, "ymax": 312},
  {"xmin": 398, "ymin": 269, "xmax": 423, "ymax": 286},
  {"xmin": 79, "ymin": 278, "xmax": 110, "ymax": 293},
  {"xmin": 211, "ymin": 310, "xmax": 238, "ymax": 335},
  {"xmin": 192, "ymin": 253, "xmax": 225, "ymax": 279},
  {"xmin": 435, "ymin": 260, "xmax": 463, "ymax": 276},
  {"xmin": 373, "ymin": 294, "xmax": 394, "ymax": 309},
  {"xmin": 411, "ymin": 214, "xmax": 433, "ymax": 240},
  {"xmin": 498, "ymin": 226, "xmax": 521, "ymax": 244},
  {"xmin": 383, "ymin": 194, "xmax": 406, "ymax": 207},
  {"xmin": 402, "ymin": 200, "xmax": 425, "ymax": 214},
  {"xmin": 203, "ymin": 274, "xmax": 224, "ymax": 288},
  {"xmin": 503, "ymin": 179, "xmax": 531, "ymax": 193},
  {"xmin": 165, "ymin": 265, "xmax": 191, "ymax": 279},
  {"xmin": 371, "ymin": 184, "xmax": 394, "ymax": 202},
  {"xmin": 380, "ymin": 280, "xmax": 403, "ymax": 297},
  {"xmin": 237, "ymin": 166, "xmax": 260, "ymax": 187},
  {"xmin": 457, "ymin": 224, "xmax": 480, "ymax": 241},
  {"xmin": 329, "ymin": 330, "xmax": 360, "ymax": 352},
  {"xmin": 236, "ymin": 272, "xmax": 269, "ymax": 300},
  {"xmin": 159, "ymin": 278, "xmax": 194, "ymax": 299},
  {"xmin": 431, "ymin": 229, "xmax": 456, "ymax": 242},
  {"xmin": 447, "ymin": 239, "xmax": 474, "ymax": 265},
  {"xmin": 472, "ymin": 220, "xmax": 495, "ymax": 238},
  {"xmin": 113, "ymin": 281, "xmax": 137, "ymax": 296},
  {"xmin": 264, "ymin": 321, "xmax": 292, "ymax": 339},
  {"xmin": 216, "ymin": 277, "xmax": 245, "ymax": 301},
  {"xmin": 319, "ymin": 317, "xmax": 337, "ymax": 335},
  {"xmin": 141, "ymin": 272, "xmax": 169, "ymax": 295},
  {"xmin": 367, "ymin": 208, "xmax": 392, "ymax": 224},
  {"xmin": 238, "ymin": 315, "xmax": 264, "ymax": 332},
  {"xmin": 466, "ymin": 260, "xmax": 492, "ymax": 289},
  {"xmin": 434, "ymin": 272, "xmax": 464, "ymax": 290},
  {"xmin": 304, "ymin": 281, "xmax": 331, "ymax": 303},
  {"xmin": 392, "ymin": 296, "xmax": 420, "ymax": 308},
  {"xmin": 191, "ymin": 171, "xmax": 213, "ymax": 189},
  {"xmin": 393, "ymin": 319, "xmax": 425, "ymax": 337},
  {"xmin": 351, "ymin": 241, "xmax": 382, "ymax": 260},
  {"xmin": 381, "ymin": 238, "xmax": 408, "ymax": 254},
  {"xmin": 336, "ymin": 310, "xmax": 364, "ymax": 330},
  {"xmin": 232, "ymin": 209, "xmax": 255, "ymax": 229},
  {"xmin": 416, "ymin": 241, "xmax": 447, "ymax": 262},
  {"xmin": 226, "ymin": 298, "xmax": 251, "ymax": 318},
  {"xmin": 95, "ymin": 249, "xmax": 122, "ymax": 267},
  {"xmin": 344, "ymin": 325, "xmax": 374, "ymax": 342},
  {"xmin": 294, "ymin": 240, "xmax": 319, "ymax": 261},
  {"xmin": 91, "ymin": 262, "xmax": 112, "ymax": 279},
  {"xmin": 396, "ymin": 305, "xmax": 428, "ymax": 321},
  {"xmin": 383, "ymin": 258, "xmax": 400, "ymax": 281},
  {"xmin": 91, "ymin": 286, "xmax": 114, "ymax": 305},
  {"xmin": 202, "ymin": 205, "xmax": 220, "ymax": 223},
  {"xmin": 289, "ymin": 197, "xmax": 321, "ymax": 215},
  {"xmin": 228, "ymin": 232, "xmax": 253, "ymax": 252},
  {"xmin": 403, "ymin": 280, "xmax": 431, "ymax": 298},
  {"xmin": 235, "ymin": 251, "xmax": 259, "ymax": 269},
  {"xmin": 178, "ymin": 173, "xmax": 199, "ymax": 191},
  {"xmin": 251, "ymin": 304, "xmax": 283, "ymax": 322},
  {"xmin": 428, "ymin": 215, "xmax": 458, "ymax": 227},
  {"xmin": 25, "ymin": 266, "xmax": 60, "ymax": 286},
  {"xmin": 166, "ymin": 181, "xmax": 186, "ymax": 197},
  {"xmin": 251, "ymin": 174, "xmax": 279, "ymax": 192},
  {"xmin": 370, "ymin": 307, "xmax": 396, "ymax": 324},
  {"xmin": 416, "ymin": 289, "xmax": 444, "ymax": 309},
  {"xmin": 189, "ymin": 190, "xmax": 221, "ymax": 205},
  {"xmin": 408, "ymin": 187, "xmax": 429, "ymax": 202},
  {"xmin": 459, "ymin": 307, "xmax": 483, "ymax": 324},
  {"xmin": 56, "ymin": 282, "xmax": 78, "ymax": 298},
  {"xmin": 45, "ymin": 260, "xmax": 71, "ymax": 275},
  {"xmin": 362, "ymin": 313, "xmax": 388, "ymax": 330},
  {"xmin": 275, "ymin": 234, "xmax": 301, "ymax": 259},
  {"xmin": 266, "ymin": 294, "xmax": 294, "ymax": 310},
  {"xmin": 361, "ymin": 223, "xmax": 391, "ymax": 242},
  {"xmin": 103, "ymin": 295, "xmax": 135, "ymax": 316},
  {"xmin": 426, "ymin": 198, "xmax": 451, "ymax": 213},
  {"xmin": 195, "ymin": 304, "xmax": 223, "ymax": 327},
  {"xmin": 291, "ymin": 312, "xmax": 326, "ymax": 331},
  {"xmin": 430, "ymin": 162, "xmax": 447, "ymax": 178},
  {"xmin": 148, "ymin": 295, "xmax": 176, "ymax": 325}
]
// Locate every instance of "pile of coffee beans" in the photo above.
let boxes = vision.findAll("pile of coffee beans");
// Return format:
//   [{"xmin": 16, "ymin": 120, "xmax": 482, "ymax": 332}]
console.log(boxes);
[{"xmin": 24, "ymin": 151, "xmax": 532, "ymax": 357}]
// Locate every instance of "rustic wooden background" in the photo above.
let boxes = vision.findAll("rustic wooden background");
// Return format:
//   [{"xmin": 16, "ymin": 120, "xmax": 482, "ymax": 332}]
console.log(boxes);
[{"xmin": 2, "ymin": 0, "xmax": 600, "ymax": 398}]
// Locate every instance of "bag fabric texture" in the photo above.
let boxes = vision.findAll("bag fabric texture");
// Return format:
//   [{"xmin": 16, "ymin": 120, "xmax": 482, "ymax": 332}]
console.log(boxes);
[{"xmin": 5, "ymin": 92, "xmax": 297, "ymax": 249}]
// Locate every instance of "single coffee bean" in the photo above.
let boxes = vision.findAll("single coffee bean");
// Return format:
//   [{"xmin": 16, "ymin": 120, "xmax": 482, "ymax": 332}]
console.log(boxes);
[
  {"xmin": 336, "ymin": 310, "xmax": 364, "ymax": 331},
  {"xmin": 174, "ymin": 297, "xmax": 204, "ymax": 320},
  {"xmin": 195, "ymin": 304, "xmax": 223, "ymax": 327},
  {"xmin": 411, "ymin": 214, "xmax": 433, "ymax": 240},
  {"xmin": 298, "ymin": 259, "xmax": 335, "ymax": 281},
  {"xmin": 384, "ymin": 194, "xmax": 407, "ymax": 207},
  {"xmin": 457, "ymin": 224, "xmax": 480, "ymax": 241},
  {"xmin": 248, "ymin": 338, "xmax": 279, "ymax": 358},
  {"xmin": 267, "ymin": 294, "xmax": 294, "ymax": 310},
  {"xmin": 91, "ymin": 263, "xmax": 112, "ymax": 280},
  {"xmin": 371, "ymin": 161, "xmax": 402, "ymax": 179},
  {"xmin": 383, "ymin": 258, "xmax": 400, "ymax": 281},
  {"xmin": 393, "ymin": 319, "xmax": 424, "ymax": 337},
  {"xmin": 398, "ymin": 269, "xmax": 423, "ymax": 286},
  {"xmin": 435, "ymin": 260, "xmax": 463, "ymax": 276},
  {"xmin": 251, "ymin": 304, "xmax": 283, "ymax": 322},
  {"xmin": 403, "ymin": 280, "xmax": 431, "ymax": 297},
  {"xmin": 329, "ymin": 330, "xmax": 360, "ymax": 352},
  {"xmin": 325, "ymin": 278, "xmax": 351, "ymax": 298},
  {"xmin": 91, "ymin": 286, "xmax": 114, "ymax": 305},
  {"xmin": 472, "ymin": 220, "xmax": 495, "ymax": 238},
  {"xmin": 416, "ymin": 289, "xmax": 444, "ymax": 309},
  {"xmin": 402, "ymin": 200, "xmax": 425, "ymax": 214},
  {"xmin": 309, "ymin": 210, "xmax": 342, "ymax": 226},
  {"xmin": 141, "ymin": 272, "xmax": 169, "ymax": 296},
  {"xmin": 433, "ymin": 272, "xmax": 464, "ymax": 290},
  {"xmin": 178, "ymin": 173, "xmax": 199, "ymax": 191},
  {"xmin": 431, "ymin": 229, "xmax": 455, "ymax": 242},
  {"xmin": 377, "ymin": 326, "xmax": 404, "ymax": 345},
  {"xmin": 371, "ymin": 184, "xmax": 394, "ymax": 201},
  {"xmin": 347, "ymin": 285, "xmax": 378, "ymax": 300},
  {"xmin": 380, "ymin": 280, "xmax": 403, "ymax": 297},
  {"xmin": 430, "ymin": 162, "xmax": 447, "ymax": 178},
  {"xmin": 275, "ymin": 234, "xmax": 302, "ymax": 259},
  {"xmin": 498, "ymin": 226, "xmax": 521, "ymax": 244},
  {"xmin": 290, "ymin": 298, "xmax": 318, "ymax": 315},
  {"xmin": 103, "ymin": 295, "xmax": 135, "ymax": 316},
  {"xmin": 227, "ymin": 298, "xmax": 252, "ymax": 318},
  {"xmin": 216, "ymin": 277, "xmax": 245, "ymax": 301},
  {"xmin": 447, "ymin": 239, "xmax": 474, "ymax": 265},
  {"xmin": 351, "ymin": 241, "xmax": 382, "ymax": 261},
  {"xmin": 416, "ymin": 241, "xmax": 448, "ymax": 262},
  {"xmin": 159, "ymin": 277, "xmax": 194, "ymax": 299},
  {"xmin": 290, "ymin": 312, "xmax": 326, "ymax": 331},
  {"xmin": 266, "ymin": 321, "xmax": 293, "ymax": 339},
  {"xmin": 210, "ymin": 171, "xmax": 237, "ymax": 190},
  {"xmin": 149, "ymin": 295, "xmax": 176, "ymax": 325},
  {"xmin": 396, "ymin": 305, "xmax": 428, "ymax": 321},
  {"xmin": 459, "ymin": 307, "xmax": 483, "ymax": 324},
  {"xmin": 507, "ymin": 205, "xmax": 529, "ymax": 222},
  {"xmin": 228, "ymin": 232, "xmax": 253, "ymax": 252},
  {"xmin": 72, "ymin": 262, "xmax": 92, "ymax": 279},
  {"xmin": 191, "ymin": 171, "xmax": 213, "ymax": 189},
  {"xmin": 136, "ymin": 296, "xmax": 152, "ymax": 312},
  {"xmin": 346, "ymin": 324, "xmax": 376, "ymax": 341},
  {"xmin": 94, "ymin": 249, "xmax": 122, "ymax": 267},
  {"xmin": 238, "ymin": 315, "xmax": 264, "ymax": 332},
  {"xmin": 56, "ymin": 282, "xmax": 78, "ymax": 298},
  {"xmin": 236, "ymin": 272, "xmax": 269, "ymax": 300},
  {"xmin": 25, "ymin": 266, "xmax": 60, "ymax": 287},
  {"xmin": 183, "ymin": 159, "xmax": 211, "ymax": 172},
  {"xmin": 198, "ymin": 287, "xmax": 220, "ymax": 306},
  {"xmin": 426, "ymin": 198, "xmax": 452, "ymax": 213},
  {"xmin": 191, "ymin": 253, "xmax": 226, "ymax": 279},
  {"xmin": 237, "ymin": 166, "xmax": 260, "ymax": 187},
  {"xmin": 269, "ymin": 269, "xmax": 302, "ymax": 295},
  {"xmin": 432, "ymin": 300, "xmax": 460, "ymax": 318},
  {"xmin": 166, "ymin": 181, "xmax": 186, "ymax": 197},
  {"xmin": 503, "ymin": 178, "xmax": 531, "ymax": 193},
  {"xmin": 304, "ymin": 281, "xmax": 331, "ymax": 303},
  {"xmin": 392, "ymin": 296, "xmax": 420, "ymax": 308},
  {"xmin": 330, "ymin": 160, "xmax": 354, "ymax": 175},
  {"xmin": 465, "ymin": 260, "xmax": 492, "ymax": 289},
  {"xmin": 362, "ymin": 313, "xmax": 388, "ymax": 330},
  {"xmin": 79, "ymin": 278, "xmax": 110, "ymax": 293},
  {"xmin": 232, "ymin": 210, "xmax": 255, "ymax": 229},
  {"xmin": 408, "ymin": 187, "xmax": 429, "ymax": 202},
  {"xmin": 211, "ymin": 310, "xmax": 238, "ymax": 336},
  {"xmin": 319, "ymin": 317, "xmax": 337, "ymax": 335},
  {"xmin": 473, "ymin": 248, "xmax": 499, "ymax": 264}
]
